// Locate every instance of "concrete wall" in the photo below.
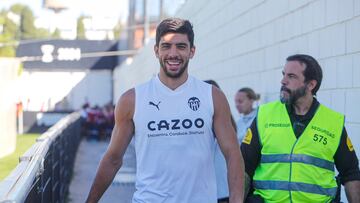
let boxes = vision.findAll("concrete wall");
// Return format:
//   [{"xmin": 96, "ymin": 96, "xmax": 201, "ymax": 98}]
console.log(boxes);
[
  {"xmin": 0, "ymin": 58, "xmax": 19, "ymax": 158},
  {"xmin": 67, "ymin": 70, "xmax": 113, "ymax": 109},
  {"xmin": 113, "ymin": 47, "xmax": 158, "ymax": 103},
  {"xmin": 113, "ymin": 1, "xmax": 359, "ymax": 201},
  {"xmin": 20, "ymin": 70, "xmax": 112, "ymax": 111},
  {"xmin": 114, "ymin": 0, "xmax": 360, "ymax": 149}
]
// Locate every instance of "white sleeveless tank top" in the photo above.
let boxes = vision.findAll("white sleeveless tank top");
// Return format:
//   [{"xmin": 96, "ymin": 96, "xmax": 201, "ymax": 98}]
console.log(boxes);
[{"xmin": 132, "ymin": 75, "xmax": 217, "ymax": 203}]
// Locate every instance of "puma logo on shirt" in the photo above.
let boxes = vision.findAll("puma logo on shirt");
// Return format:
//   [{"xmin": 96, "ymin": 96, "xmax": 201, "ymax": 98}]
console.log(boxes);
[{"xmin": 149, "ymin": 101, "xmax": 161, "ymax": 110}]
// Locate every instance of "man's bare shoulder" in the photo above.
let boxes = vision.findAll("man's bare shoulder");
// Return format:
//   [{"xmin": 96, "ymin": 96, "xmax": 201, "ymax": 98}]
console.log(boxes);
[
  {"xmin": 115, "ymin": 88, "xmax": 135, "ymax": 119},
  {"xmin": 119, "ymin": 88, "xmax": 135, "ymax": 104},
  {"xmin": 211, "ymin": 85, "xmax": 227, "ymax": 106}
]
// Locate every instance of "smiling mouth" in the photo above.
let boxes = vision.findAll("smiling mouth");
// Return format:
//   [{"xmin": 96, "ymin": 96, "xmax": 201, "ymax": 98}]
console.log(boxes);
[
  {"xmin": 165, "ymin": 60, "xmax": 182, "ymax": 69},
  {"xmin": 166, "ymin": 60, "xmax": 181, "ymax": 65}
]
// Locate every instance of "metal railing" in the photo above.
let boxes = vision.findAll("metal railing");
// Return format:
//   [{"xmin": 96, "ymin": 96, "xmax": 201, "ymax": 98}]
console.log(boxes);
[{"xmin": 0, "ymin": 112, "xmax": 82, "ymax": 203}]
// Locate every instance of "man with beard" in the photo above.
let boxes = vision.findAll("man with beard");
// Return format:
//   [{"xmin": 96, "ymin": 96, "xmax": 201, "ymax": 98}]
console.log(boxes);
[
  {"xmin": 86, "ymin": 18, "xmax": 245, "ymax": 203},
  {"xmin": 241, "ymin": 54, "xmax": 360, "ymax": 203}
]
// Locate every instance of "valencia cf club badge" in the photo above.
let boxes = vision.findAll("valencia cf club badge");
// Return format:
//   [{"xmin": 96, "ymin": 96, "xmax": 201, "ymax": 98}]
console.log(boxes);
[{"xmin": 188, "ymin": 97, "xmax": 200, "ymax": 111}]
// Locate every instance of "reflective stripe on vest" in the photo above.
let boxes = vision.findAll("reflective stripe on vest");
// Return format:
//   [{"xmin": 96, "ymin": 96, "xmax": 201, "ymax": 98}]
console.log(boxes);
[
  {"xmin": 261, "ymin": 154, "xmax": 334, "ymax": 171},
  {"xmin": 253, "ymin": 180, "xmax": 337, "ymax": 197},
  {"xmin": 254, "ymin": 101, "xmax": 344, "ymax": 202}
]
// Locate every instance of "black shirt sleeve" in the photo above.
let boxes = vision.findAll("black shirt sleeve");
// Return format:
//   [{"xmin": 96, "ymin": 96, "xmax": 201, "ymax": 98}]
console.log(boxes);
[
  {"xmin": 240, "ymin": 119, "xmax": 261, "ymax": 178},
  {"xmin": 334, "ymin": 127, "xmax": 360, "ymax": 185}
]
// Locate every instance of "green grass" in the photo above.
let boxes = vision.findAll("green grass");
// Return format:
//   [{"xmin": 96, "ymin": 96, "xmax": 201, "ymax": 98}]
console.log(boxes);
[{"xmin": 0, "ymin": 134, "xmax": 40, "ymax": 180}]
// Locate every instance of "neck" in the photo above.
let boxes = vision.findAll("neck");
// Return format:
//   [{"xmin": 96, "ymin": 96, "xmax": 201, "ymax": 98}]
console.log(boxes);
[
  {"xmin": 243, "ymin": 108, "xmax": 254, "ymax": 116},
  {"xmin": 293, "ymin": 95, "xmax": 313, "ymax": 115},
  {"xmin": 158, "ymin": 72, "xmax": 188, "ymax": 90}
]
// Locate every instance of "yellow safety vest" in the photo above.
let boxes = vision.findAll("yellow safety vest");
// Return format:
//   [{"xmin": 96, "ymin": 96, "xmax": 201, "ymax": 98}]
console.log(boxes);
[{"xmin": 254, "ymin": 101, "xmax": 344, "ymax": 203}]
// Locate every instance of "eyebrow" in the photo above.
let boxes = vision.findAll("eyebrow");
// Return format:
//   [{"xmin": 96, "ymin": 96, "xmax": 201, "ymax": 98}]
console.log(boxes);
[
  {"xmin": 176, "ymin": 42, "xmax": 188, "ymax": 46},
  {"xmin": 282, "ymin": 71, "xmax": 298, "ymax": 77},
  {"xmin": 159, "ymin": 42, "xmax": 189, "ymax": 48}
]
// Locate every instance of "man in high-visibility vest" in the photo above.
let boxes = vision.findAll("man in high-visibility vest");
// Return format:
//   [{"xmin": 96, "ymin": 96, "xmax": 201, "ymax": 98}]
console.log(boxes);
[{"xmin": 241, "ymin": 54, "xmax": 360, "ymax": 203}]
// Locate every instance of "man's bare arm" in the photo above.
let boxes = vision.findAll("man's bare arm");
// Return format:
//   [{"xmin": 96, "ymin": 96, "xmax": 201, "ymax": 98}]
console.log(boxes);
[
  {"xmin": 86, "ymin": 89, "xmax": 135, "ymax": 203},
  {"xmin": 212, "ymin": 86, "xmax": 245, "ymax": 203},
  {"xmin": 344, "ymin": 180, "xmax": 360, "ymax": 203}
]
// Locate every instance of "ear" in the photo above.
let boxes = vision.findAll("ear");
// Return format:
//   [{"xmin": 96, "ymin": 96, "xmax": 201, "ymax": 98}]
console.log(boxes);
[
  {"xmin": 189, "ymin": 45, "xmax": 196, "ymax": 59},
  {"xmin": 154, "ymin": 45, "xmax": 159, "ymax": 58},
  {"xmin": 307, "ymin": 80, "xmax": 317, "ymax": 93}
]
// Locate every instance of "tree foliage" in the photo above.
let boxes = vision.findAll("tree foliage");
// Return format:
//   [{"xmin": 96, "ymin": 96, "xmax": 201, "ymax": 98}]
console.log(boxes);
[
  {"xmin": 76, "ymin": 15, "xmax": 86, "ymax": 39},
  {"xmin": 0, "ymin": 11, "xmax": 17, "ymax": 57},
  {"xmin": 52, "ymin": 28, "xmax": 61, "ymax": 39},
  {"xmin": 0, "ymin": 4, "xmax": 56, "ymax": 57},
  {"xmin": 113, "ymin": 20, "xmax": 123, "ymax": 39},
  {"xmin": 19, "ymin": 6, "xmax": 37, "ymax": 39},
  {"xmin": 8, "ymin": 4, "xmax": 38, "ymax": 40}
]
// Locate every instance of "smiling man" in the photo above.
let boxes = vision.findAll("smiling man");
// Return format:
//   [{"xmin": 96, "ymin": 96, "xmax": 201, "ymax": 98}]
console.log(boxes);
[
  {"xmin": 86, "ymin": 18, "xmax": 245, "ymax": 203},
  {"xmin": 241, "ymin": 54, "xmax": 360, "ymax": 203}
]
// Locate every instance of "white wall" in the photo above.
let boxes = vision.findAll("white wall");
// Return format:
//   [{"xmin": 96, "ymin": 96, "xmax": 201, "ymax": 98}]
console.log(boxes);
[
  {"xmin": 20, "ymin": 70, "xmax": 112, "ymax": 111},
  {"xmin": 113, "ymin": 46, "xmax": 159, "ymax": 103},
  {"xmin": 68, "ymin": 70, "xmax": 113, "ymax": 109},
  {"xmin": 113, "ymin": 1, "xmax": 359, "ymax": 201},
  {"xmin": 0, "ymin": 58, "xmax": 19, "ymax": 158}
]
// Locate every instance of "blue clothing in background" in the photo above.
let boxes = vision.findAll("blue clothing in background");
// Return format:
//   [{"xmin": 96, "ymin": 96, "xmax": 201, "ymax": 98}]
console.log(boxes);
[{"xmin": 236, "ymin": 109, "xmax": 257, "ymax": 143}]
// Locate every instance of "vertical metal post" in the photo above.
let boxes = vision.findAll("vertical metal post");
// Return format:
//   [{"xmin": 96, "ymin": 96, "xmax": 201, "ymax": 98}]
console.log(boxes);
[
  {"xmin": 128, "ymin": 0, "xmax": 136, "ymax": 50},
  {"xmin": 159, "ymin": 0, "xmax": 164, "ymax": 20},
  {"xmin": 143, "ymin": 0, "xmax": 149, "ymax": 45}
]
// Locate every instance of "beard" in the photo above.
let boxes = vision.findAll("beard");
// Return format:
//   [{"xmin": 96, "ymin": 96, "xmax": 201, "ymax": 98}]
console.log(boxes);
[
  {"xmin": 280, "ymin": 85, "xmax": 307, "ymax": 105},
  {"xmin": 159, "ymin": 57, "xmax": 189, "ymax": 78}
]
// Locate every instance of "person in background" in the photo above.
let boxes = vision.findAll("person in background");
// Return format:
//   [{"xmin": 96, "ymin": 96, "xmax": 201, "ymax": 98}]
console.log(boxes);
[
  {"xmin": 241, "ymin": 54, "xmax": 360, "ymax": 203},
  {"xmin": 102, "ymin": 102, "xmax": 115, "ymax": 139},
  {"xmin": 234, "ymin": 88, "xmax": 260, "ymax": 142},
  {"xmin": 80, "ymin": 102, "xmax": 90, "ymax": 137}
]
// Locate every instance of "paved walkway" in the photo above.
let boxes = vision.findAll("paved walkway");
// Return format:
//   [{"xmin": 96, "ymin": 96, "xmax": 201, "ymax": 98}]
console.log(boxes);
[{"xmin": 68, "ymin": 139, "xmax": 136, "ymax": 203}]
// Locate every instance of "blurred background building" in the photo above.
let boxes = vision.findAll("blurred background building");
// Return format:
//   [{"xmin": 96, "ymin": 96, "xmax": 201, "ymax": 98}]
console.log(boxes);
[
  {"xmin": 0, "ymin": 58, "xmax": 19, "ymax": 158},
  {"xmin": 0, "ymin": 0, "xmax": 184, "ymax": 157}
]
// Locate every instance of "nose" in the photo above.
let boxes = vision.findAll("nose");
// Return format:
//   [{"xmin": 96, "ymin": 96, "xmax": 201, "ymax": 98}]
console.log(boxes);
[
  {"xmin": 168, "ymin": 45, "xmax": 179, "ymax": 57},
  {"xmin": 281, "ymin": 75, "xmax": 287, "ymax": 86}
]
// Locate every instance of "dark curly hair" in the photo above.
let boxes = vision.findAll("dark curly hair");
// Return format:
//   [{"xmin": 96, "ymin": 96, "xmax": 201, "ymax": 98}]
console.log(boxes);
[
  {"xmin": 286, "ymin": 54, "xmax": 323, "ymax": 96},
  {"xmin": 155, "ymin": 18, "xmax": 194, "ymax": 48}
]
